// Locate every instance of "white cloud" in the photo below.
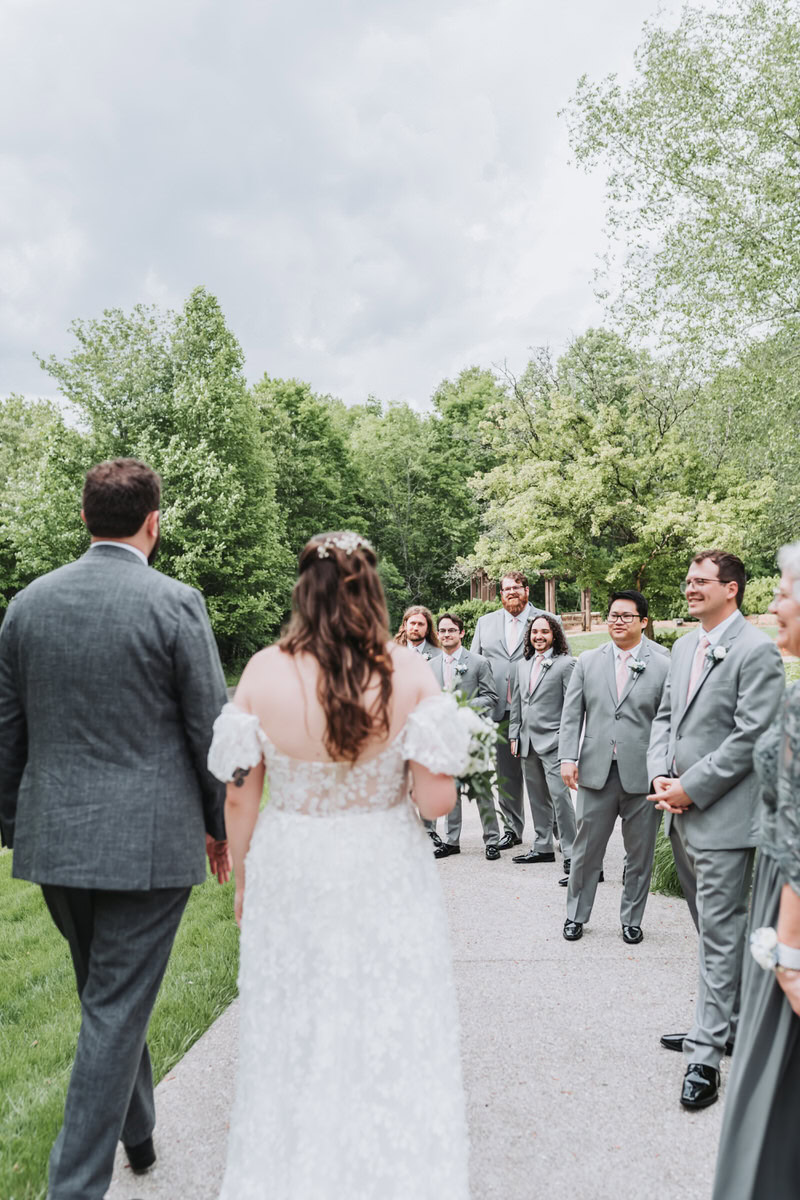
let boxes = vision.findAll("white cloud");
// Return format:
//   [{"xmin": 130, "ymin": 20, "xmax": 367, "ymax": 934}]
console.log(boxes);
[{"xmin": 1, "ymin": 0, "xmax": 686, "ymax": 404}]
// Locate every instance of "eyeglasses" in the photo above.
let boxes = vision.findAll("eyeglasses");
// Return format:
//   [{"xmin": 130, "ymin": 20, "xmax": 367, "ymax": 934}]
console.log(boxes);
[
  {"xmin": 501, "ymin": 586, "xmax": 525, "ymax": 594},
  {"xmin": 679, "ymin": 577, "xmax": 729, "ymax": 594},
  {"xmin": 607, "ymin": 612, "xmax": 640, "ymax": 624}
]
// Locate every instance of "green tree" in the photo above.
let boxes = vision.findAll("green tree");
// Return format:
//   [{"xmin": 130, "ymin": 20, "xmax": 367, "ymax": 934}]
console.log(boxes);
[
  {"xmin": 564, "ymin": 0, "xmax": 800, "ymax": 347},
  {"xmin": 251, "ymin": 376, "xmax": 363, "ymax": 558}
]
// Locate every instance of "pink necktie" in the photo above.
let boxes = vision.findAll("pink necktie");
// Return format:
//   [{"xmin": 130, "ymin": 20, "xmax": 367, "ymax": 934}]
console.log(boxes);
[
  {"xmin": 529, "ymin": 654, "xmax": 544, "ymax": 692},
  {"xmin": 687, "ymin": 635, "xmax": 710, "ymax": 699},
  {"xmin": 443, "ymin": 657, "xmax": 453, "ymax": 687},
  {"xmin": 616, "ymin": 650, "xmax": 630, "ymax": 700}
]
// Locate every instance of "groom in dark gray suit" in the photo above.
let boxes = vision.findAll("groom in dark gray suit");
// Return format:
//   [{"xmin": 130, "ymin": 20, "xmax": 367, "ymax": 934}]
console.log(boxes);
[{"xmin": 0, "ymin": 459, "xmax": 229, "ymax": 1200}]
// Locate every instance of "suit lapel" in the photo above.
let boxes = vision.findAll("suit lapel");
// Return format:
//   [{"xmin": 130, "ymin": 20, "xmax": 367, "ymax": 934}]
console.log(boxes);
[
  {"xmin": 431, "ymin": 655, "xmax": 444, "ymax": 686},
  {"xmin": 616, "ymin": 640, "xmax": 649, "ymax": 709},
  {"xmin": 678, "ymin": 613, "xmax": 746, "ymax": 725},
  {"xmin": 603, "ymin": 643, "xmax": 618, "ymax": 706}
]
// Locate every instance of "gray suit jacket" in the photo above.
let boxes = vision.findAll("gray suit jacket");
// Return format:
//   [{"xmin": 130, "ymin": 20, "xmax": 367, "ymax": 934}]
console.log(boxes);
[
  {"xmin": 646, "ymin": 612, "xmax": 785, "ymax": 849},
  {"xmin": 509, "ymin": 654, "xmax": 576, "ymax": 757},
  {"xmin": 0, "ymin": 545, "xmax": 228, "ymax": 889},
  {"xmin": 429, "ymin": 649, "xmax": 498, "ymax": 714},
  {"xmin": 414, "ymin": 639, "xmax": 442, "ymax": 661},
  {"xmin": 471, "ymin": 605, "xmax": 556, "ymax": 722},
  {"xmin": 559, "ymin": 635, "xmax": 670, "ymax": 795}
]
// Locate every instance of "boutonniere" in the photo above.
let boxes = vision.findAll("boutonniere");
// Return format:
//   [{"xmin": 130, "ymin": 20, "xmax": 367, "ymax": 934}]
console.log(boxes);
[
  {"xmin": 629, "ymin": 660, "xmax": 646, "ymax": 675},
  {"xmin": 540, "ymin": 658, "xmax": 554, "ymax": 672},
  {"xmin": 421, "ymin": 652, "xmax": 432, "ymax": 662},
  {"xmin": 706, "ymin": 645, "xmax": 727, "ymax": 665},
  {"xmin": 454, "ymin": 663, "xmax": 468, "ymax": 677}
]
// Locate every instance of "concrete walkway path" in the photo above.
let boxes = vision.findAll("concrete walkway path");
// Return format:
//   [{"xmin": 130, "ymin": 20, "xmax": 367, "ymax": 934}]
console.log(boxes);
[{"xmin": 107, "ymin": 805, "xmax": 723, "ymax": 1200}]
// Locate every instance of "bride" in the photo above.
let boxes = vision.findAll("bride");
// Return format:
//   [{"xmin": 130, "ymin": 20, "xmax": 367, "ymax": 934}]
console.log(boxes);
[{"xmin": 208, "ymin": 532, "xmax": 470, "ymax": 1199}]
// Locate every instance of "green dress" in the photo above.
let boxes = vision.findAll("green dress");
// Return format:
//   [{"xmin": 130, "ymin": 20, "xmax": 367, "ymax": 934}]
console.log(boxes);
[{"xmin": 712, "ymin": 684, "xmax": 800, "ymax": 1200}]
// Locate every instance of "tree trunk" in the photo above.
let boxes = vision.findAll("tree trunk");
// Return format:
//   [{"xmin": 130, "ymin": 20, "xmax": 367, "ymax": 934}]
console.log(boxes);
[{"xmin": 581, "ymin": 587, "xmax": 592, "ymax": 632}]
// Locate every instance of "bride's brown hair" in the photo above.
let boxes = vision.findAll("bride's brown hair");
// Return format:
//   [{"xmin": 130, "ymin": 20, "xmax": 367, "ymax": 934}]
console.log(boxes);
[{"xmin": 280, "ymin": 533, "xmax": 394, "ymax": 761}]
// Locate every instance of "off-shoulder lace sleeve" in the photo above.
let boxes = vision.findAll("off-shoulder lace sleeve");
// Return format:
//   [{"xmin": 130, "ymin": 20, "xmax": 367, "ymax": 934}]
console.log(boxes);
[
  {"xmin": 207, "ymin": 702, "xmax": 265, "ymax": 783},
  {"xmin": 777, "ymin": 683, "xmax": 800, "ymax": 896},
  {"xmin": 402, "ymin": 693, "xmax": 473, "ymax": 776}
]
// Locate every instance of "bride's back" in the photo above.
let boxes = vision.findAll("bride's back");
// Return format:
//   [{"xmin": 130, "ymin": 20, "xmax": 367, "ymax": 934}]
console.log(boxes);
[{"xmin": 234, "ymin": 533, "xmax": 437, "ymax": 766}]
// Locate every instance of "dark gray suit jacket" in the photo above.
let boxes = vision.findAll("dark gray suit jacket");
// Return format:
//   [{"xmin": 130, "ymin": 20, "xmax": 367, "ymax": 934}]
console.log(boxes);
[{"xmin": 0, "ymin": 545, "xmax": 228, "ymax": 889}]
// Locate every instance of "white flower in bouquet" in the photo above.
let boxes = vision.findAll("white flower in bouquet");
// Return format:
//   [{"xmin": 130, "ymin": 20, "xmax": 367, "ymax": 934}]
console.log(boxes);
[{"xmin": 750, "ymin": 926, "xmax": 778, "ymax": 970}]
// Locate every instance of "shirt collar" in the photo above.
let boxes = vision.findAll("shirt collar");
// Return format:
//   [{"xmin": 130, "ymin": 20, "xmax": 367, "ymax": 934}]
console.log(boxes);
[
  {"xmin": 443, "ymin": 647, "xmax": 463, "ymax": 663},
  {"xmin": 90, "ymin": 541, "xmax": 148, "ymax": 567},
  {"xmin": 614, "ymin": 638, "xmax": 643, "ymax": 661},
  {"xmin": 534, "ymin": 647, "xmax": 553, "ymax": 660},
  {"xmin": 701, "ymin": 609, "xmax": 739, "ymax": 645}
]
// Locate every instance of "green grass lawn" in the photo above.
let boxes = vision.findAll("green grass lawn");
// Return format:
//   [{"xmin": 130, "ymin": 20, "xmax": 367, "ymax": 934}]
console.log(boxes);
[{"xmin": 0, "ymin": 854, "xmax": 239, "ymax": 1200}]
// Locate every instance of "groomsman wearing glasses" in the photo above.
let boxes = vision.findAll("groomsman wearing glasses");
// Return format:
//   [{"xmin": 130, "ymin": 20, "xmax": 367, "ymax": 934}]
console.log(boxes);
[
  {"xmin": 471, "ymin": 573, "xmax": 555, "ymax": 850},
  {"xmin": 647, "ymin": 550, "xmax": 784, "ymax": 1110},
  {"xmin": 559, "ymin": 591, "xmax": 670, "ymax": 944},
  {"xmin": 429, "ymin": 613, "xmax": 501, "ymax": 861}
]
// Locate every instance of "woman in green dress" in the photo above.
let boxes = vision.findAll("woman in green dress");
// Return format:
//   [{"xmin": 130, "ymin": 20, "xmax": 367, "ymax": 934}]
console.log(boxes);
[{"xmin": 712, "ymin": 543, "xmax": 800, "ymax": 1199}]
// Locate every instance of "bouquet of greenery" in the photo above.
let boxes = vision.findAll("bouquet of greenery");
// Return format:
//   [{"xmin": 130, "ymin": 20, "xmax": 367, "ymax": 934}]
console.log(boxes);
[{"xmin": 448, "ymin": 688, "xmax": 500, "ymax": 807}]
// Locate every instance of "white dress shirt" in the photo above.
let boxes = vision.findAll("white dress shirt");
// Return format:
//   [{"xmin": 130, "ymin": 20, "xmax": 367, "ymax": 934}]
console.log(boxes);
[{"xmin": 701, "ymin": 609, "xmax": 739, "ymax": 646}]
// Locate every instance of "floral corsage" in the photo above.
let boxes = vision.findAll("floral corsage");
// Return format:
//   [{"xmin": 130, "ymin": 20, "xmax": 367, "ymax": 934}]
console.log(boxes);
[
  {"xmin": 629, "ymin": 660, "xmax": 646, "ymax": 675},
  {"xmin": 540, "ymin": 658, "xmax": 553, "ymax": 672},
  {"xmin": 454, "ymin": 662, "xmax": 469, "ymax": 677},
  {"xmin": 706, "ymin": 645, "xmax": 727, "ymax": 666},
  {"xmin": 750, "ymin": 926, "xmax": 779, "ymax": 970}
]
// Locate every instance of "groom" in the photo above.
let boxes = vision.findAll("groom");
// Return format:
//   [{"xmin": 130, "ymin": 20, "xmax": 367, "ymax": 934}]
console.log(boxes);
[{"xmin": 0, "ymin": 458, "xmax": 229, "ymax": 1200}]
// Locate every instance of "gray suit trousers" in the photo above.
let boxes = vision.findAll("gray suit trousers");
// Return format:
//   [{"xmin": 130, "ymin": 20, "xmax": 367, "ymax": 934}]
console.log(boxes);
[
  {"xmin": 496, "ymin": 726, "xmax": 526, "ymax": 838},
  {"xmin": 669, "ymin": 820, "xmax": 755, "ymax": 1069},
  {"xmin": 567, "ymin": 762, "xmax": 661, "ymax": 926},
  {"xmin": 42, "ymin": 885, "xmax": 191, "ymax": 1200},
  {"xmin": 443, "ymin": 787, "xmax": 501, "ymax": 848},
  {"xmin": 521, "ymin": 749, "xmax": 576, "ymax": 858}
]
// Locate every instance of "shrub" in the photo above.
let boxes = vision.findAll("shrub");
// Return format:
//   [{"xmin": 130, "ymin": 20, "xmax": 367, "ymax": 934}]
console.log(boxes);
[
  {"xmin": 435, "ymin": 597, "xmax": 501, "ymax": 645},
  {"xmin": 742, "ymin": 574, "xmax": 779, "ymax": 617},
  {"xmin": 651, "ymin": 628, "xmax": 682, "ymax": 651}
]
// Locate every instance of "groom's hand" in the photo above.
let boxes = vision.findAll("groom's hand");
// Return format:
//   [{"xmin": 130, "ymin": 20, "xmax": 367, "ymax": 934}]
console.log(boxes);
[
  {"xmin": 561, "ymin": 761, "xmax": 578, "ymax": 790},
  {"xmin": 647, "ymin": 776, "xmax": 692, "ymax": 814},
  {"xmin": 206, "ymin": 835, "xmax": 232, "ymax": 884}
]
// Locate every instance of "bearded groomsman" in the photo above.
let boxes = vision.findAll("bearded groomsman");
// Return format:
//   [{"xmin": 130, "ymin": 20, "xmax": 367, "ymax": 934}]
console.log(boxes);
[
  {"xmin": 429, "ymin": 612, "xmax": 501, "ymax": 861},
  {"xmin": 471, "ymin": 572, "xmax": 555, "ymax": 849},
  {"xmin": 647, "ymin": 550, "xmax": 784, "ymax": 1110},
  {"xmin": 559, "ymin": 590, "xmax": 670, "ymax": 945},
  {"xmin": 394, "ymin": 606, "xmax": 442, "ymax": 661}
]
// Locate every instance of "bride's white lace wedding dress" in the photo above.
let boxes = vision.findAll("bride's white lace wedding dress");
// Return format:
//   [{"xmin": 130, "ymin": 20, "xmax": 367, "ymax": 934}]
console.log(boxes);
[{"xmin": 208, "ymin": 694, "xmax": 470, "ymax": 1200}]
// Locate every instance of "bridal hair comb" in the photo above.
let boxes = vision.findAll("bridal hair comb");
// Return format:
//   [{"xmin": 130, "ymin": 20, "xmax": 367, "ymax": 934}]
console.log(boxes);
[{"xmin": 316, "ymin": 532, "xmax": 373, "ymax": 559}]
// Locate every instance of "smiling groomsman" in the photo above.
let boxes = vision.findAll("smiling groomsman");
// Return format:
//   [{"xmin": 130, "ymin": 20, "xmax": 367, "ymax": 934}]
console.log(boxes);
[
  {"xmin": 429, "ymin": 613, "xmax": 501, "ymax": 861},
  {"xmin": 647, "ymin": 550, "xmax": 784, "ymax": 1110},
  {"xmin": 471, "ymin": 573, "xmax": 556, "ymax": 849},
  {"xmin": 559, "ymin": 590, "xmax": 670, "ymax": 945}
]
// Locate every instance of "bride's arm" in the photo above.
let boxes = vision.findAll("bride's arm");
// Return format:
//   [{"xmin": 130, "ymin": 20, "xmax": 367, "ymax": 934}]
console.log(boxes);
[
  {"xmin": 409, "ymin": 760, "xmax": 457, "ymax": 820},
  {"xmin": 224, "ymin": 761, "xmax": 265, "ymax": 928}
]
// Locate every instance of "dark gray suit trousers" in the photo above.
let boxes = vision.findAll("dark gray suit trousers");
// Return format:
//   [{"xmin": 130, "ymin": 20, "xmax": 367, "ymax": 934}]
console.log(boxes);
[{"xmin": 42, "ymin": 885, "xmax": 190, "ymax": 1200}]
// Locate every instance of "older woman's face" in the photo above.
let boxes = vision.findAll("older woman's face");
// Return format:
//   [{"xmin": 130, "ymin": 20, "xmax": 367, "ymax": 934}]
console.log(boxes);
[{"xmin": 769, "ymin": 570, "xmax": 800, "ymax": 657}]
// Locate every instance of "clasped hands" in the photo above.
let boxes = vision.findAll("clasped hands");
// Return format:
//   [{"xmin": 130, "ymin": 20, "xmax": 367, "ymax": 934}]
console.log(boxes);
[{"xmin": 647, "ymin": 776, "xmax": 693, "ymax": 814}]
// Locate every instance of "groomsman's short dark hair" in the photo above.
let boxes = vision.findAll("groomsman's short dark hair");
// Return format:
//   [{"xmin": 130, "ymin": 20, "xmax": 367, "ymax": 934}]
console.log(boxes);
[
  {"xmin": 609, "ymin": 590, "xmax": 648, "ymax": 619},
  {"xmin": 82, "ymin": 459, "xmax": 161, "ymax": 537},
  {"xmin": 691, "ymin": 549, "xmax": 746, "ymax": 608},
  {"xmin": 438, "ymin": 612, "xmax": 464, "ymax": 632}
]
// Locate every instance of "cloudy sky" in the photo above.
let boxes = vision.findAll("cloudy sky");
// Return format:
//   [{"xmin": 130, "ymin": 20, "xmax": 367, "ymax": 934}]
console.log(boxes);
[{"xmin": 1, "ymin": 0, "xmax": 686, "ymax": 408}]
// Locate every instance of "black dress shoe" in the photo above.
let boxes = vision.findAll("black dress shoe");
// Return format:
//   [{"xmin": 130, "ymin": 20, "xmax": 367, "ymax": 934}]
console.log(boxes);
[
  {"xmin": 511, "ymin": 850, "xmax": 556, "ymax": 863},
  {"xmin": 497, "ymin": 832, "xmax": 523, "ymax": 850},
  {"xmin": 434, "ymin": 843, "xmax": 460, "ymax": 858},
  {"xmin": 622, "ymin": 925, "xmax": 643, "ymax": 944},
  {"xmin": 563, "ymin": 919, "xmax": 583, "ymax": 941},
  {"xmin": 680, "ymin": 1063, "xmax": 720, "ymax": 1109},
  {"xmin": 427, "ymin": 829, "xmax": 443, "ymax": 847},
  {"xmin": 485, "ymin": 845, "xmax": 501, "ymax": 861},
  {"xmin": 562, "ymin": 858, "xmax": 571, "ymax": 874},
  {"xmin": 558, "ymin": 875, "xmax": 569, "ymax": 886},
  {"xmin": 124, "ymin": 1137, "xmax": 156, "ymax": 1174},
  {"xmin": 598, "ymin": 870, "xmax": 605, "ymax": 882},
  {"xmin": 661, "ymin": 1032, "xmax": 735, "ymax": 1056}
]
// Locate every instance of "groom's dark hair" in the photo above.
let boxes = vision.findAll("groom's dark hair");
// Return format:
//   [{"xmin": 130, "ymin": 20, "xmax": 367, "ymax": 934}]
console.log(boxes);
[{"xmin": 82, "ymin": 459, "xmax": 161, "ymax": 538}]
